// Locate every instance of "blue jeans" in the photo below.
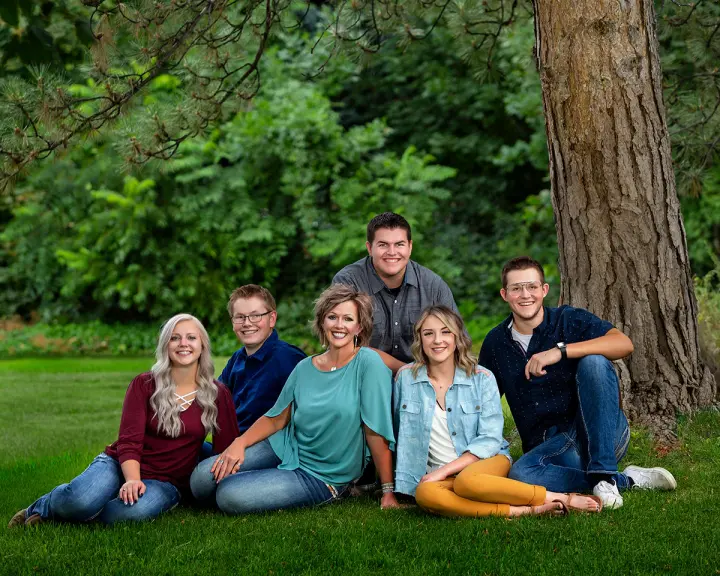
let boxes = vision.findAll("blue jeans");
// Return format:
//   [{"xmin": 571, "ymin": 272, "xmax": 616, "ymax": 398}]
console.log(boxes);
[
  {"xmin": 190, "ymin": 439, "xmax": 347, "ymax": 514},
  {"xmin": 200, "ymin": 441, "xmax": 215, "ymax": 461},
  {"xmin": 508, "ymin": 355, "xmax": 631, "ymax": 492},
  {"xmin": 26, "ymin": 453, "xmax": 181, "ymax": 525}
]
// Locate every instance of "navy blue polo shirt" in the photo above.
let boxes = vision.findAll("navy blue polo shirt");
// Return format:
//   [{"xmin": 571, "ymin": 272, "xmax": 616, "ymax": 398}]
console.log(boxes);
[
  {"xmin": 219, "ymin": 330, "xmax": 306, "ymax": 433},
  {"xmin": 479, "ymin": 306, "xmax": 613, "ymax": 453}
]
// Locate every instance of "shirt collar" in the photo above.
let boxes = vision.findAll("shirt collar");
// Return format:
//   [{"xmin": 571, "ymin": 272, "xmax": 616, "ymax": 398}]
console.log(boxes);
[
  {"xmin": 536, "ymin": 306, "xmax": 551, "ymax": 332},
  {"xmin": 503, "ymin": 307, "xmax": 550, "ymax": 338},
  {"xmin": 501, "ymin": 314, "xmax": 514, "ymax": 338},
  {"xmin": 403, "ymin": 261, "xmax": 419, "ymax": 287},
  {"xmin": 410, "ymin": 364, "xmax": 474, "ymax": 386},
  {"xmin": 241, "ymin": 329, "xmax": 279, "ymax": 361},
  {"xmin": 365, "ymin": 256, "xmax": 417, "ymax": 293}
]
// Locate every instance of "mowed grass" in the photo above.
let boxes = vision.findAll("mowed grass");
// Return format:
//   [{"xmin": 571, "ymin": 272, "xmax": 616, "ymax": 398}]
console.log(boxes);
[{"xmin": 0, "ymin": 359, "xmax": 719, "ymax": 576}]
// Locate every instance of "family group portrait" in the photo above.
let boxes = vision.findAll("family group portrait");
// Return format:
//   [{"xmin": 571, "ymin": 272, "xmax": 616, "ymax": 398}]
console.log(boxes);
[{"xmin": 1, "ymin": 0, "xmax": 719, "ymax": 575}]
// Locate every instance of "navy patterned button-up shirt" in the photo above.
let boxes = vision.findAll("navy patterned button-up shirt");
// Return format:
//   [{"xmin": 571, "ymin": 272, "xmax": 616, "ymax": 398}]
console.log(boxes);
[
  {"xmin": 219, "ymin": 330, "xmax": 306, "ymax": 433},
  {"xmin": 333, "ymin": 256, "xmax": 458, "ymax": 363},
  {"xmin": 479, "ymin": 306, "xmax": 613, "ymax": 453}
]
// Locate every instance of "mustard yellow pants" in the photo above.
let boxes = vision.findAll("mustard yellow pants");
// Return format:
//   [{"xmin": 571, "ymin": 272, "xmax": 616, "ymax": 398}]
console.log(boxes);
[{"xmin": 414, "ymin": 455, "xmax": 547, "ymax": 518}]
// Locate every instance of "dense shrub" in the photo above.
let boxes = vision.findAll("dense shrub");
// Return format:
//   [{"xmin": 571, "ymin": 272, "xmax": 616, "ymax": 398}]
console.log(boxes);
[
  {"xmin": 0, "ymin": 320, "xmax": 293, "ymax": 358},
  {"xmin": 2, "ymin": 70, "xmax": 456, "ymax": 327},
  {"xmin": 0, "ymin": 308, "xmax": 504, "ymax": 359},
  {"xmin": 696, "ymin": 268, "xmax": 720, "ymax": 382},
  {"xmin": 1, "ymin": 21, "xmax": 560, "ymax": 330},
  {"xmin": 2, "ymin": 12, "xmax": 717, "ymax": 340}
]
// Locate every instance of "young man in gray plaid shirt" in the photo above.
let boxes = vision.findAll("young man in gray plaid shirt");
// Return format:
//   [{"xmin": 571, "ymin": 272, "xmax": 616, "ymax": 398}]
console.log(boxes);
[{"xmin": 333, "ymin": 212, "xmax": 458, "ymax": 374}]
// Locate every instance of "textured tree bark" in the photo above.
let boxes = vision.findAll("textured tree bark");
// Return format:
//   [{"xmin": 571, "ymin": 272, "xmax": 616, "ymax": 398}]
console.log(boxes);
[{"xmin": 532, "ymin": 0, "xmax": 716, "ymax": 435}]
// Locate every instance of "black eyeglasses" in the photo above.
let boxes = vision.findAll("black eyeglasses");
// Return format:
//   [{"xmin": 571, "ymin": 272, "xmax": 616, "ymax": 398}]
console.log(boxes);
[{"xmin": 231, "ymin": 311, "xmax": 272, "ymax": 324}]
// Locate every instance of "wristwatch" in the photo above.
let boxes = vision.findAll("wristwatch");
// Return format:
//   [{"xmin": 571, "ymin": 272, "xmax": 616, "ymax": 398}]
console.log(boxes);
[{"xmin": 556, "ymin": 342, "xmax": 567, "ymax": 360}]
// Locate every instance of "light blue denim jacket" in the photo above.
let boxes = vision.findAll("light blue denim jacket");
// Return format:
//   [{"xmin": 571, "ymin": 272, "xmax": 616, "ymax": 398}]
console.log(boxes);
[{"xmin": 393, "ymin": 364, "xmax": 511, "ymax": 496}]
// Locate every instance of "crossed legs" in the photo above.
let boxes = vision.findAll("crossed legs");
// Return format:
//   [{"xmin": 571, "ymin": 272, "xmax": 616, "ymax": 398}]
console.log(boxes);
[{"xmin": 415, "ymin": 455, "xmax": 599, "ymax": 518}]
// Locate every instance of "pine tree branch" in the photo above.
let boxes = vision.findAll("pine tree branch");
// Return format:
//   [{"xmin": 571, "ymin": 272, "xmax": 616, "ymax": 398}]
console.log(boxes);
[{"xmin": 0, "ymin": 0, "xmax": 291, "ymax": 191}]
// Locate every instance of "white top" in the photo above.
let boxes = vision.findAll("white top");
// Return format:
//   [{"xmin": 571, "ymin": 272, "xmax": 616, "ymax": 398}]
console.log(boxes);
[
  {"xmin": 426, "ymin": 403, "xmax": 458, "ymax": 472},
  {"xmin": 510, "ymin": 321, "xmax": 532, "ymax": 353}
]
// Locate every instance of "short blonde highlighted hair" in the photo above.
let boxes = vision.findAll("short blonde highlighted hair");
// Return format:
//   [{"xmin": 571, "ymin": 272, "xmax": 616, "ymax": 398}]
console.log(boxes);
[
  {"xmin": 410, "ymin": 306, "xmax": 477, "ymax": 378},
  {"xmin": 227, "ymin": 284, "xmax": 276, "ymax": 316},
  {"xmin": 313, "ymin": 284, "xmax": 374, "ymax": 348}
]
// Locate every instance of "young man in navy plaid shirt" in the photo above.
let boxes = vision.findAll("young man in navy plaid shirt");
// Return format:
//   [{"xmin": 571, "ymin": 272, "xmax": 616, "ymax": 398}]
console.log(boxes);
[{"xmin": 480, "ymin": 256, "xmax": 676, "ymax": 509}]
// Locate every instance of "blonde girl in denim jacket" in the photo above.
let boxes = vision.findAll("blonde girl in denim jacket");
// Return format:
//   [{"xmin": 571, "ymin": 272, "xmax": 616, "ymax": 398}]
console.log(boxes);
[{"xmin": 392, "ymin": 305, "xmax": 602, "ymax": 517}]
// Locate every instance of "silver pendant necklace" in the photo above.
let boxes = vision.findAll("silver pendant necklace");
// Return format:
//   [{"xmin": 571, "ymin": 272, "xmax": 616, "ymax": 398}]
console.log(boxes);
[{"xmin": 327, "ymin": 347, "xmax": 357, "ymax": 372}]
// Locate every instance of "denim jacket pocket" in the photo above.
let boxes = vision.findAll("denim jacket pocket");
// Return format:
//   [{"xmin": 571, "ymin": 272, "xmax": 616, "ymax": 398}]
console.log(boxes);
[
  {"xmin": 460, "ymin": 400, "xmax": 483, "ymax": 415},
  {"xmin": 399, "ymin": 401, "xmax": 421, "ymax": 415},
  {"xmin": 398, "ymin": 401, "xmax": 422, "ymax": 438}
]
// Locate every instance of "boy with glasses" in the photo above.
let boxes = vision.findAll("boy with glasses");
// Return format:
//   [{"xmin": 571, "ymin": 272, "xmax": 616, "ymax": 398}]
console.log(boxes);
[
  {"xmin": 479, "ymin": 256, "xmax": 676, "ymax": 509},
  {"xmin": 219, "ymin": 285, "xmax": 306, "ymax": 436}
]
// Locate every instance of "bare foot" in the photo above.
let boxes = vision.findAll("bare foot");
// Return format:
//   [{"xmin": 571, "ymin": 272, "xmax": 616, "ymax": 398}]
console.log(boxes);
[
  {"xmin": 509, "ymin": 501, "xmax": 566, "ymax": 517},
  {"xmin": 546, "ymin": 491, "xmax": 602, "ymax": 513}
]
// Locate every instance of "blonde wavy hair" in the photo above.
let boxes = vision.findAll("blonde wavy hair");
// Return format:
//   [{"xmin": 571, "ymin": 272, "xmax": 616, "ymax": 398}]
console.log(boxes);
[
  {"xmin": 150, "ymin": 313, "xmax": 218, "ymax": 438},
  {"xmin": 313, "ymin": 284, "xmax": 374, "ymax": 348},
  {"xmin": 410, "ymin": 306, "xmax": 477, "ymax": 378}
]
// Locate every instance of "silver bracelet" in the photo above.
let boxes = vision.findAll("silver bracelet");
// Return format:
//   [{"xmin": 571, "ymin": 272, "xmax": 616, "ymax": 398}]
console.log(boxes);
[{"xmin": 381, "ymin": 482, "xmax": 394, "ymax": 494}]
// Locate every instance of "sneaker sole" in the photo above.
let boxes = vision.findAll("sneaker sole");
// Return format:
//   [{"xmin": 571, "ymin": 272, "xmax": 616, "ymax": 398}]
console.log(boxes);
[
  {"xmin": 624, "ymin": 466, "xmax": 677, "ymax": 490},
  {"xmin": 591, "ymin": 492, "xmax": 623, "ymax": 510},
  {"xmin": 601, "ymin": 497, "xmax": 624, "ymax": 510}
]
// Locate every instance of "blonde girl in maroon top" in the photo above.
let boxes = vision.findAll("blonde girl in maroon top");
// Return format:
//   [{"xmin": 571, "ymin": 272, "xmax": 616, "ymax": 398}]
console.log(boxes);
[{"xmin": 8, "ymin": 314, "xmax": 239, "ymax": 527}]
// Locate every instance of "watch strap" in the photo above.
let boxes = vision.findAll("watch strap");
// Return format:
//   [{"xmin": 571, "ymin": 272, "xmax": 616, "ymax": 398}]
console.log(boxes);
[{"xmin": 557, "ymin": 342, "xmax": 567, "ymax": 360}]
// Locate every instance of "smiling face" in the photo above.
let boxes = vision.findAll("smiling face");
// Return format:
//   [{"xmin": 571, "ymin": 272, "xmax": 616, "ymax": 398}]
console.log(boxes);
[
  {"xmin": 322, "ymin": 300, "xmax": 361, "ymax": 352},
  {"xmin": 168, "ymin": 320, "xmax": 203, "ymax": 367},
  {"xmin": 366, "ymin": 227, "xmax": 412, "ymax": 287},
  {"xmin": 231, "ymin": 295, "xmax": 276, "ymax": 355},
  {"xmin": 420, "ymin": 314, "xmax": 456, "ymax": 367},
  {"xmin": 500, "ymin": 268, "xmax": 550, "ymax": 327}
]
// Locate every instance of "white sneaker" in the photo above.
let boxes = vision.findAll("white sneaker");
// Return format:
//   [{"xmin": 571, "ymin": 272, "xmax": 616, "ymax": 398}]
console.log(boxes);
[
  {"xmin": 623, "ymin": 465, "xmax": 677, "ymax": 490},
  {"xmin": 593, "ymin": 480, "xmax": 624, "ymax": 509}
]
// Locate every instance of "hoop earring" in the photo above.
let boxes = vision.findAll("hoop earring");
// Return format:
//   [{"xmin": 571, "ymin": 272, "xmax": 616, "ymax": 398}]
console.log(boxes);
[{"xmin": 354, "ymin": 334, "xmax": 359, "ymax": 348}]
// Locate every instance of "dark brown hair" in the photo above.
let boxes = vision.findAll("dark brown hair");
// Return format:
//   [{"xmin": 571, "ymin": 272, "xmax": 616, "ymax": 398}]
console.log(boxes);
[
  {"xmin": 366, "ymin": 212, "xmax": 412, "ymax": 244},
  {"xmin": 501, "ymin": 256, "xmax": 545, "ymax": 288}
]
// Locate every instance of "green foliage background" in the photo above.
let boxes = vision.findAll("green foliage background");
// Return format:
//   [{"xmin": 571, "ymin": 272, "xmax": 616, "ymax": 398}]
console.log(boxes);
[{"xmin": 0, "ymin": 3, "xmax": 718, "ymax": 355}]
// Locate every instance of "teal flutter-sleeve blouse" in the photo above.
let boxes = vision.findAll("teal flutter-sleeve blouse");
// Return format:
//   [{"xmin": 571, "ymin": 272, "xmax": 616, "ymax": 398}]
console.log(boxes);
[{"xmin": 267, "ymin": 347, "xmax": 394, "ymax": 486}]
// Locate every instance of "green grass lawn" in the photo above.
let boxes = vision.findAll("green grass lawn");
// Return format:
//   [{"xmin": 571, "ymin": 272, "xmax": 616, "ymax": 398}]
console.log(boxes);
[{"xmin": 1, "ymin": 358, "xmax": 718, "ymax": 576}]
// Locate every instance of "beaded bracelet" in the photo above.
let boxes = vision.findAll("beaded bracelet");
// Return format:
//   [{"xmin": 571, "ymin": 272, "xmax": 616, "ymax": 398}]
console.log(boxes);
[{"xmin": 381, "ymin": 482, "xmax": 395, "ymax": 494}]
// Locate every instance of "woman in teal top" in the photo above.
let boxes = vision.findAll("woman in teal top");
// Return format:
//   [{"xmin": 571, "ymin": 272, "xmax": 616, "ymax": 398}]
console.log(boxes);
[{"xmin": 190, "ymin": 284, "xmax": 401, "ymax": 513}]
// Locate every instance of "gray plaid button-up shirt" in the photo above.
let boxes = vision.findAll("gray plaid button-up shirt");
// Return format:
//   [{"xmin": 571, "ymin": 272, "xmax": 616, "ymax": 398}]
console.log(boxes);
[{"xmin": 333, "ymin": 257, "xmax": 458, "ymax": 363}]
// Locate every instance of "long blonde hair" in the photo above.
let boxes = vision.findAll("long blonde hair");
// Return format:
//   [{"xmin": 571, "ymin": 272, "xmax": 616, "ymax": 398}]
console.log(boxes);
[
  {"xmin": 150, "ymin": 313, "xmax": 218, "ymax": 437},
  {"xmin": 410, "ymin": 306, "xmax": 477, "ymax": 378}
]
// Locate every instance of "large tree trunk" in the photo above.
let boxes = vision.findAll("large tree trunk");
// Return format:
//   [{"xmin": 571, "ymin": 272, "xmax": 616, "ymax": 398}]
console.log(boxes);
[{"xmin": 532, "ymin": 0, "xmax": 716, "ymax": 435}]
